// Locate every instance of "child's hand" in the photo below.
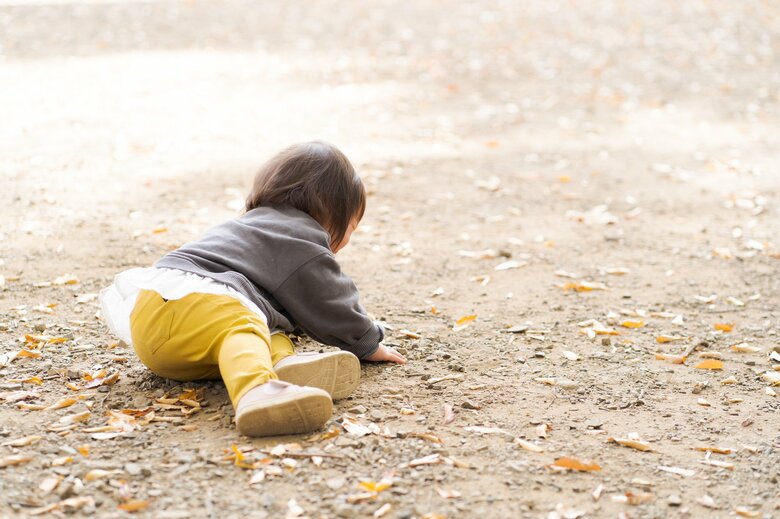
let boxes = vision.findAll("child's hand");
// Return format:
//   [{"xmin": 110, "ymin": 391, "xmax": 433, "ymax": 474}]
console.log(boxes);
[{"xmin": 364, "ymin": 344, "xmax": 407, "ymax": 364}]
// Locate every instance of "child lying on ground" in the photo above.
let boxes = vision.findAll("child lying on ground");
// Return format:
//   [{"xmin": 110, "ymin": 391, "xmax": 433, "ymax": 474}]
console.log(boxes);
[{"xmin": 100, "ymin": 141, "xmax": 406, "ymax": 437}]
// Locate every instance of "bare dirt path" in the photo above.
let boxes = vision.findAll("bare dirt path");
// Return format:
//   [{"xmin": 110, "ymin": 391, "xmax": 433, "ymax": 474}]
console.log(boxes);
[{"xmin": 1, "ymin": 1, "xmax": 779, "ymax": 517}]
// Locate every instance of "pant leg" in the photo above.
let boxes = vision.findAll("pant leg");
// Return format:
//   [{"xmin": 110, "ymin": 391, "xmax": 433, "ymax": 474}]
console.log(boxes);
[
  {"xmin": 269, "ymin": 333, "xmax": 296, "ymax": 365},
  {"xmin": 130, "ymin": 289, "xmax": 277, "ymax": 406}
]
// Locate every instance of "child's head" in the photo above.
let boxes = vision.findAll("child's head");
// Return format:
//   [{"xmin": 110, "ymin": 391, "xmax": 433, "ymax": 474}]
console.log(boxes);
[{"xmin": 246, "ymin": 141, "xmax": 366, "ymax": 253}]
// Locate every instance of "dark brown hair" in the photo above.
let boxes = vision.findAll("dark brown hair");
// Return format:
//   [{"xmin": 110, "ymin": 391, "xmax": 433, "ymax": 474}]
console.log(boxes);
[{"xmin": 245, "ymin": 141, "xmax": 366, "ymax": 249}]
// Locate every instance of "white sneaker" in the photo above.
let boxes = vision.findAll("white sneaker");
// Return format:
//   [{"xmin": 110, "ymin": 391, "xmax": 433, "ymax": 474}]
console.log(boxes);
[
  {"xmin": 235, "ymin": 380, "xmax": 332, "ymax": 437},
  {"xmin": 274, "ymin": 351, "xmax": 360, "ymax": 400}
]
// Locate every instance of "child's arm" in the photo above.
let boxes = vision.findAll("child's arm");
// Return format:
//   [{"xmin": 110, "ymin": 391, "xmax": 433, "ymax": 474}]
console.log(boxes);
[{"xmin": 272, "ymin": 252, "xmax": 402, "ymax": 362}]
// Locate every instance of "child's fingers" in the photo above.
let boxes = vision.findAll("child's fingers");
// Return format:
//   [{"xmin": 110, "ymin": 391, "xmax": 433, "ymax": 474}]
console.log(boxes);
[{"xmin": 386, "ymin": 348, "xmax": 407, "ymax": 364}]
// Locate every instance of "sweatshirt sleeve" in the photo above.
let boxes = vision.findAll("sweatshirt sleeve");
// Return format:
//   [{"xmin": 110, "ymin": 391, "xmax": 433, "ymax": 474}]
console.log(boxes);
[{"xmin": 271, "ymin": 252, "xmax": 384, "ymax": 359}]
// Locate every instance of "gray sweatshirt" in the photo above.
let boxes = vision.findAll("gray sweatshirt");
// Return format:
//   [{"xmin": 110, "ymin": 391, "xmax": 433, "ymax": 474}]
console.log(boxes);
[{"xmin": 155, "ymin": 205, "xmax": 383, "ymax": 359}]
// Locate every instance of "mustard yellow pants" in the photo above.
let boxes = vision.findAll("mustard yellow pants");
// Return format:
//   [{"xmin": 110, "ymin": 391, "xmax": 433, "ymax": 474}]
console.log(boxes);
[{"xmin": 129, "ymin": 289, "xmax": 295, "ymax": 406}]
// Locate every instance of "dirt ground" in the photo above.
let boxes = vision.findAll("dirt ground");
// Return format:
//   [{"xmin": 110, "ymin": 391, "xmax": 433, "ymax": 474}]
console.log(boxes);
[{"xmin": 1, "ymin": 0, "xmax": 779, "ymax": 517}]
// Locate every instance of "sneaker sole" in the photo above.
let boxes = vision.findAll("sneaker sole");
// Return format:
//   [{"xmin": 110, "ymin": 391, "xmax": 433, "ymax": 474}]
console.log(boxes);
[
  {"xmin": 236, "ymin": 390, "xmax": 332, "ymax": 437},
  {"xmin": 275, "ymin": 351, "xmax": 360, "ymax": 400}
]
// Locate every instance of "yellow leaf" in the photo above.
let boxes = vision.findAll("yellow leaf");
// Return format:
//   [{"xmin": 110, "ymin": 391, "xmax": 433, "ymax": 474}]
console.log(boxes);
[
  {"xmin": 45, "ymin": 397, "xmax": 77, "ymax": 411},
  {"xmin": 714, "ymin": 323, "xmax": 734, "ymax": 332},
  {"xmin": 59, "ymin": 411, "xmax": 91, "ymax": 425},
  {"xmin": 76, "ymin": 445, "xmax": 90, "ymax": 457},
  {"xmin": 18, "ymin": 403, "xmax": 46, "ymax": 411},
  {"xmin": 694, "ymin": 360, "xmax": 724, "ymax": 370},
  {"xmin": 620, "ymin": 320, "xmax": 645, "ymax": 328},
  {"xmin": 514, "ymin": 438, "xmax": 544, "ymax": 453},
  {"xmin": 730, "ymin": 343, "xmax": 761, "ymax": 353},
  {"xmin": 608, "ymin": 437, "xmax": 657, "ymax": 452},
  {"xmin": 51, "ymin": 456, "xmax": 73, "ymax": 466},
  {"xmin": 693, "ymin": 446, "xmax": 732, "ymax": 454},
  {"xmin": 84, "ymin": 469, "xmax": 112, "ymax": 481},
  {"xmin": 0, "ymin": 455, "xmax": 33, "ymax": 468},
  {"xmin": 358, "ymin": 479, "xmax": 392, "ymax": 493},
  {"xmin": 118, "ymin": 500, "xmax": 149, "ymax": 513},
  {"xmin": 455, "ymin": 315, "xmax": 477, "ymax": 326},
  {"xmin": 8, "ymin": 376, "xmax": 43, "ymax": 385},
  {"xmin": 655, "ymin": 353, "xmax": 686, "ymax": 364},
  {"xmin": 17, "ymin": 350, "xmax": 42, "ymax": 359},
  {"xmin": 53, "ymin": 274, "xmax": 79, "ymax": 285},
  {"xmin": 552, "ymin": 457, "xmax": 601, "ymax": 472},
  {"xmin": 656, "ymin": 335, "xmax": 686, "ymax": 343},
  {"xmin": 1, "ymin": 435, "xmax": 42, "ymax": 447},
  {"xmin": 560, "ymin": 281, "xmax": 607, "ymax": 292},
  {"xmin": 407, "ymin": 432, "xmax": 443, "ymax": 444}
]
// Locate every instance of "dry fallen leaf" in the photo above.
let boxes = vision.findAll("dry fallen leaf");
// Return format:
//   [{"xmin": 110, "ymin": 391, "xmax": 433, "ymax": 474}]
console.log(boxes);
[
  {"xmin": 612, "ymin": 492, "xmax": 653, "ymax": 505},
  {"xmin": 442, "ymin": 404, "xmax": 455, "ymax": 425},
  {"xmin": 398, "ymin": 329, "xmax": 421, "ymax": 339},
  {"xmin": 551, "ymin": 457, "xmax": 601, "ymax": 472},
  {"xmin": 762, "ymin": 371, "xmax": 780, "ymax": 386},
  {"xmin": 358, "ymin": 476, "xmax": 393, "ymax": 493},
  {"xmin": 562, "ymin": 351, "xmax": 580, "ymax": 361},
  {"xmin": 1, "ymin": 435, "xmax": 42, "ymax": 447},
  {"xmin": 514, "ymin": 438, "xmax": 544, "ymax": 453},
  {"xmin": 53, "ymin": 274, "xmax": 79, "ymax": 285},
  {"xmin": 657, "ymin": 465, "xmax": 695, "ymax": 477},
  {"xmin": 0, "ymin": 455, "xmax": 33, "ymax": 468},
  {"xmin": 697, "ymin": 495, "xmax": 717, "ymax": 508},
  {"xmin": 84, "ymin": 469, "xmax": 116, "ymax": 481},
  {"xmin": 656, "ymin": 335, "xmax": 687, "ymax": 343},
  {"xmin": 655, "ymin": 353, "xmax": 686, "ymax": 364},
  {"xmin": 730, "ymin": 343, "xmax": 761, "ymax": 353},
  {"xmin": 435, "ymin": 487, "xmax": 462, "ymax": 499},
  {"xmin": 560, "ymin": 281, "xmax": 607, "ymax": 292},
  {"xmin": 694, "ymin": 360, "xmax": 724, "ymax": 370},
  {"xmin": 620, "ymin": 320, "xmax": 645, "ymax": 328},
  {"xmin": 38, "ymin": 476, "xmax": 61, "ymax": 495},
  {"xmin": 607, "ymin": 437, "xmax": 657, "ymax": 452},
  {"xmin": 45, "ymin": 397, "xmax": 78, "ymax": 411},
  {"xmin": 7, "ymin": 376, "xmax": 43, "ymax": 385},
  {"xmin": 464, "ymin": 426, "xmax": 512, "ymax": 436},
  {"xmin": 713, "ymin": 323, "xmax": 734, "ymax": 332},
  {"xmin": 342, "ymin": 415, "xmax": 374, "ymax": 437},
  {"xmin": 698, "ymin": 458, "xmax": 734, "ymax": 470},
  {"xmin": 117, "ymin": 500, "xmax": 149, "ymax": 513},
  {"xmin": 453, "ymin": 314, "xmax": 477, "ymax": 331},
  {"xmin": 494, "ymin": 260, "xmax": 525, "ymax": 271},
  {"xmin": 407, "ymin": 432, "xmax": 443, "ymax": 444},
  {"xmin": 734, "ymin": 506, "xmax": 760, "ymax": 517}
]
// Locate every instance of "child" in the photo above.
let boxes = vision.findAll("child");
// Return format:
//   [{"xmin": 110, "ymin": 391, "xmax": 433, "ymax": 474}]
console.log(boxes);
[{"xmin": 100, "ymin": 141, "xmax": 406, "ymax": 437}]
